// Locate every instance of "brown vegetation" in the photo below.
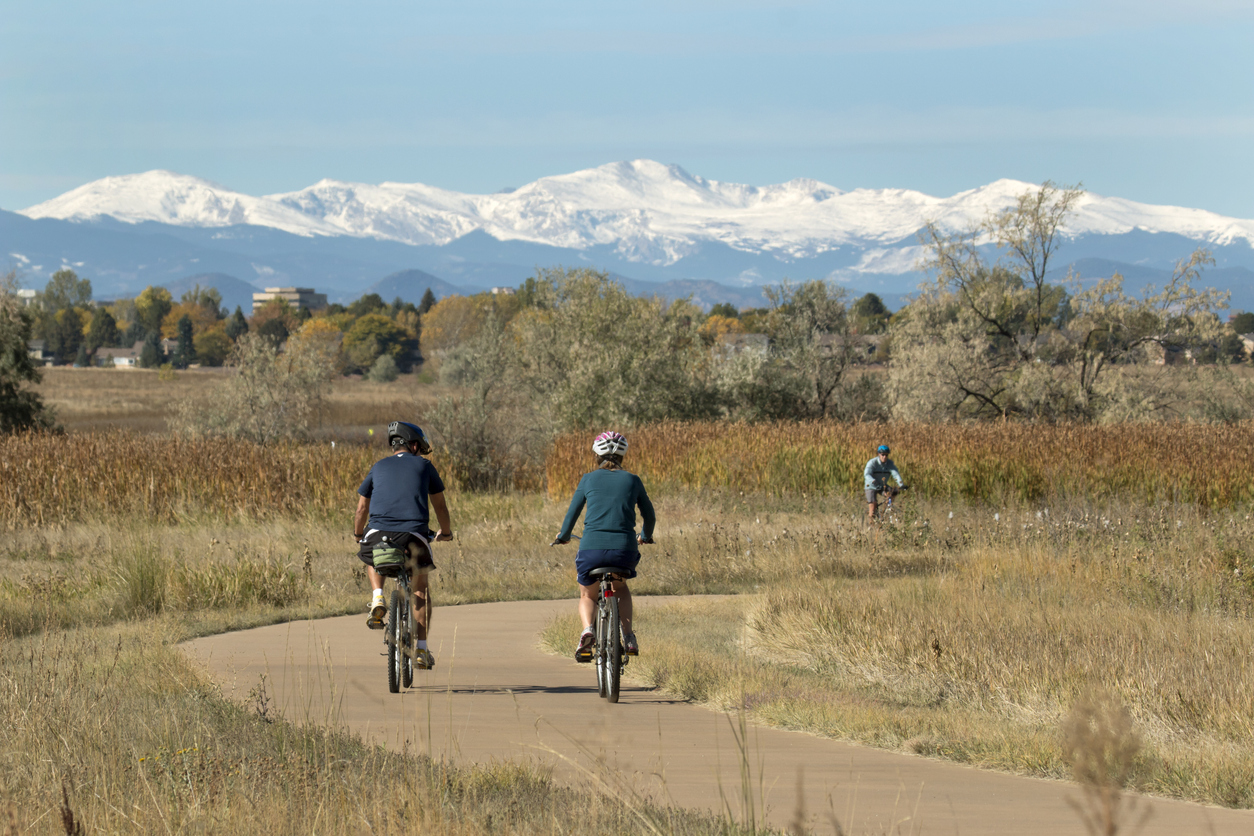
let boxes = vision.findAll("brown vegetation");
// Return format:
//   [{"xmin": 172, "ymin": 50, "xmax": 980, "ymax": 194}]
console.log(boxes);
[
  {"xmin": 34, "ymin": 366, "xmax": 444, "ymax": 435},
  {"xmin": 549, "ymin": 420, "xmax": 1254, "ymax": 507}
]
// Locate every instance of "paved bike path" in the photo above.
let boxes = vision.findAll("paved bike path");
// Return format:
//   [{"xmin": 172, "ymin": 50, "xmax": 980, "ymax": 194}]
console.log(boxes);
[{"xmin": 185, "ymin": 598, "xmax": 1253, "ymax": 835}]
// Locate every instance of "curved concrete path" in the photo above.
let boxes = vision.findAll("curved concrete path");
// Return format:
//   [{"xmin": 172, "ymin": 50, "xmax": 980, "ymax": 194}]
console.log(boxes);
[{"xmin": 186, "ymin": 599, "xmax": 1253, "ymax": 835}]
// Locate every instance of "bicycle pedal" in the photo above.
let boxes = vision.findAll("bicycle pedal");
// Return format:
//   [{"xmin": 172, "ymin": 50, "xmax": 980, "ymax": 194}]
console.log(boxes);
[{"xmin": 366, "ymin": 616, "xmax": 385, "ymax": 630}]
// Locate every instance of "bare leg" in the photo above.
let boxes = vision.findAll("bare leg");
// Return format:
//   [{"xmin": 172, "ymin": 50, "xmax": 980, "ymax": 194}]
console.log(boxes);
[
  {"xmin": 366, "ymin": 564, "xmax": 384, "ymax": 592},
  {"xmin": 867, "ymin": 501, "xmax": 878, "ymax": 525},
  {"xmin": 578, "ymin": 582, "xmax": 598, "ymax": 630},
  {"xmin": 412, "ymin": 574, "xmax": 431, "ymax": 640},
  {"xmin": 614, "ymin": 580, "xmax": 633, "ymax": 635}
]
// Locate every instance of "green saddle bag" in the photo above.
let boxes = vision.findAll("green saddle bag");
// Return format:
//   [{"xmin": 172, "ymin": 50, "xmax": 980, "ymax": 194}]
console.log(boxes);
[{"xmin": 371, "ymin": 540, "xmax": 405, "ymax": 569}]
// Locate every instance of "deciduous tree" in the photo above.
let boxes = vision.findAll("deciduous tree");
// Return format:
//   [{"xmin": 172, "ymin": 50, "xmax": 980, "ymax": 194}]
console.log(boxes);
[{"xmin": 889, "ymin": 182, "xmax": 1226, "ymax": 422}]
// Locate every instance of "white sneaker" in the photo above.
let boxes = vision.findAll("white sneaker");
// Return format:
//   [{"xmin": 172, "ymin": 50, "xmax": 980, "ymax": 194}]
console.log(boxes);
[{"xmin": 366, "ymin": 593, "xmax": 386, "ymax": 629}]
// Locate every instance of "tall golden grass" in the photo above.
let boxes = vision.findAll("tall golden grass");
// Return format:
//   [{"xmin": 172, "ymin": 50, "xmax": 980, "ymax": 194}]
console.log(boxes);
[
  {"xmin": 548, "ymin": 421, "xmax": 1254, "ymax": 507},
  {"xmin": 0, "ymin": 432, "xmax": 383, "ymax": 528}
]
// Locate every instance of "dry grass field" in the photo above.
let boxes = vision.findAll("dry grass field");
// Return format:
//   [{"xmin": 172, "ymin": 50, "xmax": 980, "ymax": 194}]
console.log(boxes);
[
  {"xmin": 9, "ymin": 371, "xmax": 1254, "ymax": 831},
  {"xmin": 35, "ymin": 366, "xmax": 446, "ymax": 437},
  {"xmin": 544, "ymin": 496, "xmax": 1254, "ymax": 807}
]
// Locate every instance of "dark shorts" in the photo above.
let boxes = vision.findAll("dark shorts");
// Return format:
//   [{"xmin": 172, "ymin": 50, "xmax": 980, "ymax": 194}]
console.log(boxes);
[
  {"xmin": 575, "ymin": 548, "xmax": 639, "ymax": 587},
  {"xmin": 357, "ymin": 530, "xmax": 437, "ymax": 576}
]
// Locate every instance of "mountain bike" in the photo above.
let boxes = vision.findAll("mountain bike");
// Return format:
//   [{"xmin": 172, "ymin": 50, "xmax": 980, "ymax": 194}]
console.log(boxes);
[
  {"xmin": 586, "ymin": 566, "xmax": 632, "ymax": 703},
  {"xmin": 873, "ymin": 482, "xmax": 909, "ymax": 525},
  {"xmin": 378, "ymin": 561, "xmax": 417, "ymax": 692}
]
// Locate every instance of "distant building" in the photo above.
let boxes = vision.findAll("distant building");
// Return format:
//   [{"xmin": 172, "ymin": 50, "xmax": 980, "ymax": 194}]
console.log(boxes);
[
  {"xmin": 490, "ymin": 286, "xmax": 516, "ymax": 296},
  {"xmin": 27, "ymin": 340, "xmax": 51, "ymax": 365},
  {"xmin": 1239, "ymin": 334, "xmax": 1254, "ymax": 359},
  {"xmin": 251, "ymin": 287, "xmax": 328, "ymax": 315},
  {"xmin": 95, "ymin": 344, "xmax": 142, "ymax": 368},
  {"xmin": 16, "ymin": 289, "xmax": 36, "ymax": 307}
]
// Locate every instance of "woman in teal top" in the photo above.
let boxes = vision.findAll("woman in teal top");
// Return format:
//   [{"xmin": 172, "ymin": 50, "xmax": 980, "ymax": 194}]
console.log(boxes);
[{"xmin": 553, "ymin": 431, "xmax": 655, "ymax": 661}]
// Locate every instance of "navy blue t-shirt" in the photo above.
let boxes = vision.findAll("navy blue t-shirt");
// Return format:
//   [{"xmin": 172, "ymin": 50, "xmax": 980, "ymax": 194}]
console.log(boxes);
[{"xmin": 358, "ymin": 451, "xmax": 446, "ymax": 537}]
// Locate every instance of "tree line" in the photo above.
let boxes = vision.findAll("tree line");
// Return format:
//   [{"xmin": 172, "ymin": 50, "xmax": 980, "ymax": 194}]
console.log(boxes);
[
  {"xmin": 3, "ymin": 181, "xmax": 1250, "ymax": 442},
  {"xmin": 20, "ymin": 277, "xmax": 436, "ymax": 376}
]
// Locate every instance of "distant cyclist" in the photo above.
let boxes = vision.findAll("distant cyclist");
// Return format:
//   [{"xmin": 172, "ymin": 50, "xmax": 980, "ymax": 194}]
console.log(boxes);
[
  {"xmin": 354, "ymin": 421, "xmax": 453, "ymax": 669},
  {"xmin": 553, "ymin": 431, "xmax": 655, "ymax": 661},
  {"xmin": 864, "ymin": 444, "xmax": 905, "ymax": 524}
]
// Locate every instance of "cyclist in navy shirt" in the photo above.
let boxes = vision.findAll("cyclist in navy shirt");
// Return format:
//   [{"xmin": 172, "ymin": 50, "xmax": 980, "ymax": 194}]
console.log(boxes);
[{"xmin": 354, "ymin": 421, "xmax": 453, "ymax": 669}]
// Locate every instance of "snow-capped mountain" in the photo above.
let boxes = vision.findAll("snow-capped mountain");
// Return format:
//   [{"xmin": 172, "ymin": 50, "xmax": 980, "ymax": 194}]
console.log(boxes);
[
  {"xmin": 8, "ymin": 160, "xmax": 1254, "ymax": 311},
  {"xmin": 23, "ymin": 161, "xmax": 1254, "ymax": 271}
]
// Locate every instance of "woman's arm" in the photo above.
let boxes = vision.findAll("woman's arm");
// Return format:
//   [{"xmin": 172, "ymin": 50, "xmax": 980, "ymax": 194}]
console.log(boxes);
[
  {"xmin": 556, "ymin": 483, "xmax": 587, "ymax": 542},
  {"xmin": 637, "ymin": 479, "xmax": 656, "ymax": 540}
]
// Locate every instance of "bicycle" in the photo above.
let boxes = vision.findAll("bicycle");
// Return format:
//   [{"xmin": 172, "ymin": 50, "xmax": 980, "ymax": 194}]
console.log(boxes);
[
  {"xmin": 585, "ymin": 566, "xmax": 633, "ymax": 703},
  {"xmin": 550, "ymin": 533, "xmax": 650, "ymax": 704},
  {"xmin": 377, "ymin": 559, "xmax": 417, "ymax": 692},
  {"xmin": 872, "ymin": 482, "xmax": 909, "ymax": 525}
]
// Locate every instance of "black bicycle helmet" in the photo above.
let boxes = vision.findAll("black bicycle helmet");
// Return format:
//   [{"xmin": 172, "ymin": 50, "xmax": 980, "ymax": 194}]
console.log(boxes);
[{"xmin": 387, "ymin": 421, "xmax": 432, "ymax": 454}]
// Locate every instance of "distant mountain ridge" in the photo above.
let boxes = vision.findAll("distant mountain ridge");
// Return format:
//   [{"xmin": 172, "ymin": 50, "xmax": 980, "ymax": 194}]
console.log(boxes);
[
  {"xmin": 6, "ymin": 161, "xmax": 1254, "ymax": 311},
  {"xmin": 21, "ymin": 162, "xmax": 1254, "ymax": 262}
]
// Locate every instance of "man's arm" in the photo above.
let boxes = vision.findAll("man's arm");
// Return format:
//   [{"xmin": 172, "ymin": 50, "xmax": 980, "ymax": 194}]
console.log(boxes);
[
  {"xmin": 430, "ymin": 491, "xmax": 453, "ymax": 540},
  {"xmin": 354, "ymin": 494, "xmax": 370, "ymax": 538}
]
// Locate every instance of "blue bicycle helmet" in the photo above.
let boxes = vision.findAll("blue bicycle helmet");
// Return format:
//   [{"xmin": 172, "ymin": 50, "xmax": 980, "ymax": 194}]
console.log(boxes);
[{"xmin": 877, "ymin": 444, "xmax": 890, "ymax": 455}]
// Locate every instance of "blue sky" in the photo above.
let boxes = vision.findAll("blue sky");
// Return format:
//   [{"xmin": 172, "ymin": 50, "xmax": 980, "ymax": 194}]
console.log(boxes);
[{"xmin": 2, "ymin": 0, "xmax": 1252, "ymax": 216}]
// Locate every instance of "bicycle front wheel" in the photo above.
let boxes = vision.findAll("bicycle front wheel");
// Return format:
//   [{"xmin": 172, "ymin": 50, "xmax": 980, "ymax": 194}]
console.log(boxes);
[
  {"xmin": 603, "ymin": 596, "xmax": 621, "ymax": 703},
  {"xmin": 387, "ymin": 589, "xmax": 403, "ymax": 693}
]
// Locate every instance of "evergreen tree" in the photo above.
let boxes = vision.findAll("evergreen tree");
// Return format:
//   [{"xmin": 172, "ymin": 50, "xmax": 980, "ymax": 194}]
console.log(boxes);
[
  {"xmin": 86, "ymin": 307, "xmax": 121, "ymax": 353},
  {"xmin": 419, "ymin": 288, "xmax": 437, "ymax": 314},
  {"xmin": 172, "ymin": 314, "xmax": 196, "ymax": 368},
  {"xmin": 1, "ymin": 272, "xmax": 57, "ymax": 432},
  {"xmin": 139, "ymin": 332, "xmax": 163, "ymax": 368},
  {"xmin": 225, "ymin": 306, "xmax": 249, "ymax": 341},
  {"xmin": 257, "ymin": 317, "xmax": 290, "ymax": 344},
  {"xmin": 347, "ymin": 293, "xmax": 387, "ymax": 317},
  {"xmin": 74, "ymin": 344, "xmax": 89, "ymax": 367},
  {"xmin": 49, "ymin": 307, "xmax": 85, "ymax": 365},
  {"xmin": 851, "ymin": 293, "xmax": 891, "ymax": 334},
  {"xmin": 124, "ymin": 320, "xmax": 147, "ymax": 346}
]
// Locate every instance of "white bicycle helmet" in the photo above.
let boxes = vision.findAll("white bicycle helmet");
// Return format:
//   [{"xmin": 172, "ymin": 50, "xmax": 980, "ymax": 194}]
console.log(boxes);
[{"xmin": 592, "ymin": 431, "xmax": 628, "ymax": 457}]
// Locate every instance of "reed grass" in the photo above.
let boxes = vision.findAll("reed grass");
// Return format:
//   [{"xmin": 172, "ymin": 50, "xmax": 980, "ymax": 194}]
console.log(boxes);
[{"xmin": 548, "ymin": 421, "xmax": 1254, "ymax": 508}]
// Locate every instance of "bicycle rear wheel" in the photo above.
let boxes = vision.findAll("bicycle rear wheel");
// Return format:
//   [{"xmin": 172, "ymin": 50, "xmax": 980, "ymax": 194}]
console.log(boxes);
[
  {"xmin": 603, "ymin": 596, "xmax": 621, "ymax": 703},
  {"xmin": 387, "ymin": 589, "xmax": 403, "ymax": 693},
  {"xmin": 595, "ymin": 599, "xmax": 609, "ymax": 698},
  {"xmin": 400, "ymin": 588, "xmax": 415, "ymax": 688}
]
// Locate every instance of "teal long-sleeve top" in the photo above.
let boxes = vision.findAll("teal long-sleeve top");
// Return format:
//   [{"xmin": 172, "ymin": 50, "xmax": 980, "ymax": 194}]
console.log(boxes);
[{"xmin": 557, "ymin": 468, "xmax": 656, "ymax": 551}]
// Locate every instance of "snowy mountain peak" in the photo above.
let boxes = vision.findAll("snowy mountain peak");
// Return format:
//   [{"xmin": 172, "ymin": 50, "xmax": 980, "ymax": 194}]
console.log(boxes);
[
  {"xmin": 23, "ymin": 169, "xmax": 345, "ymax": 237},
  {"xmin": 18, "ymin": 163, "xmax": 1254, "ymax": 265}
]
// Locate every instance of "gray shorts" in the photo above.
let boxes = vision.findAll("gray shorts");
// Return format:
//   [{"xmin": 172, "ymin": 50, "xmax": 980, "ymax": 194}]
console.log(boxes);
[{"xmin": 865, "ymin": 489, "xmax": 880, "ymax": 504}]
